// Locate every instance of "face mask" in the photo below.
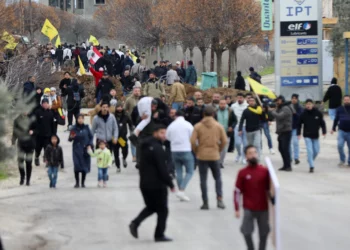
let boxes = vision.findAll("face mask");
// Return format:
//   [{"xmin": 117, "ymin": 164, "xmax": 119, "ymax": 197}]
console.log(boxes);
[{"xmin": 248, "ymin": 157, "xmax": 258, "ymax": 166}]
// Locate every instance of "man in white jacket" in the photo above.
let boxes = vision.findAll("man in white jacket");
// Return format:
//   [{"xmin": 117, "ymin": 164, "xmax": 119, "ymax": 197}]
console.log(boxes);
[
  {"xmin": 231, "ymin": 93, "xmax": 248, "ymax": 164},
  {"xmin": 166, "ymin": 110, "xmax": 194, "ymax": 201}
]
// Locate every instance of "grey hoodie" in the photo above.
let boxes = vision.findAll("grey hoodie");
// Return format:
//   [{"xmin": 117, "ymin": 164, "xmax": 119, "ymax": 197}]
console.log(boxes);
[
  {"xmin": 271, "ymin": 102, "xmax": 294, "ymax": 134},
  {"xmin": 92, "ymin": 112, "xmax": 119, "ymax": 142}
]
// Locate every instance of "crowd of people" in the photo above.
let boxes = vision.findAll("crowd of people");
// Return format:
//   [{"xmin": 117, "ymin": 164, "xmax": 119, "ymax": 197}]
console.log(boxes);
[{"xmin": 10, "ymin": 40, "xmax": 350, "ymax": 249}]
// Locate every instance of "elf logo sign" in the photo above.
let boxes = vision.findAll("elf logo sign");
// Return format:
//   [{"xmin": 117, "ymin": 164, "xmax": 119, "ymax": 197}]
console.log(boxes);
[
  {"xmin": 280, "ymin": 0, "xmax": 318, "ymax": 21},
  {"xmin": 281, "ymin": 21, "xmax": 318, "ymax": 36}
]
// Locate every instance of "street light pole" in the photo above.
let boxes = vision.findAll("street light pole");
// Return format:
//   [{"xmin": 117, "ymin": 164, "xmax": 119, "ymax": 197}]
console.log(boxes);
[{"xmin": 344, "ymin": 32, "xmax": 350, "ymax": 94}]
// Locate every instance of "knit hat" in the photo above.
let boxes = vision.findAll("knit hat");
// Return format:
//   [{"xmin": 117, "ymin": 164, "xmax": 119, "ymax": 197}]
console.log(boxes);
[
  {"xmin": 305, "ymin": 98, "xmax": 314, "ymax": 103},
  {"xmin": 42, "ymin": 98, "xmax": 49, "ymax": 104},
  {"xmin": 291, "ymin": 93, "xmax": 299, "ymax": 99},
  {"xmin": 50, "ymin": 87, "xmax": 56, "ymax": 92},
  {"xmin": 44, "ymin": 88, "xmax": 51, "ymax": 93},
  {"xmin": 176, "ymin": 61, "xmax": 181, "ymax": 65},
  {"xmin": 134, "ymin": 81, "xmax": 142, "ymax": 88},
  {"xmin": 99, "ymin": 67, "xmax": 104, "ymax": 71}
]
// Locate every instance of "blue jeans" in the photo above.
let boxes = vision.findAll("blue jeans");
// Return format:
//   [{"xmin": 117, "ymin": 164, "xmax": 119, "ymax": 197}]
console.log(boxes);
[
  {"xmin": 235, "ymin": 126, "xmax": 247, "ymax": 157},
  {"xmin": 172, "ymin": 152, "xmax": 194, "ymax": 190},
  {"xmin": 304, "ymin": 138, "xmax": 320, "ymax": 168},
  {"xmin": 328, "ymin": 108, "xmax": 336, "ymax": 121},
  {"xmin": 262, "ymin": 122, "xmax": 273, "ymax": 149},
  {"xmin": 337, "ymin": 130, "xmax": 350, "ymax": 164},
  {"xmin": 98, "ymin": 168, "xmax": 108, "ymax": 181},
  {"xmin": 172, "ymin": 102, "xmax": 184, "ymax": 111},
  {"xmin": 48, "ymin": 166, "xmax": 58, "ymax": 187},
  {"xmin": 290, "ymin": 129, "xmax": 299, "ymax": 160},
  {"xmin": 131, "ymin": 144, "xmax": 136, "ymax": 158}
]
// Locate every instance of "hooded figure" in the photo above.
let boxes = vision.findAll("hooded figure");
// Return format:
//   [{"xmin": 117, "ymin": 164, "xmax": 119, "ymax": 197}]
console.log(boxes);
[
  {"xmin": 235, "ymin": 71, "xmax": 246, "ymax": 90},
  {"xmin": 41, "ymin": 88, "xmax": 52, "ymax": 107},
  {"xmin": 44, "ymin": 135, "xmax": 64, "ymax": 168}
]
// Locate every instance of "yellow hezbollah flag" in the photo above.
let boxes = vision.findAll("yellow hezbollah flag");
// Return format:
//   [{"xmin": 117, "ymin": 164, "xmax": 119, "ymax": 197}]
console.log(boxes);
[
  {"xmin": 55, "ymin": 35, "xmax": 61, "ymax": 48},
  {"xmin": 128, "ymin": 50, "xmax": 137, "ymax": 63},
  {"xmin": 89, "ymin": 35, "xmax": 99, "ymax": 46},
  {"xmin": 2, "ymin": 31, "xmax": 15, "ymax": 43},
  {"xmin": 41, "ymin": 19, "xmax": 58, "ymax": 41},
  {"xmin": 78, "ymin": 56, "xmax": 86, "ymax": 75},
  {"xmin": 247, "ymin": 77, "xmax": 276, "ymax": 99},
  {"xmin": 4, "ymin": 42, "xmax": 18, "ymax": 50}
]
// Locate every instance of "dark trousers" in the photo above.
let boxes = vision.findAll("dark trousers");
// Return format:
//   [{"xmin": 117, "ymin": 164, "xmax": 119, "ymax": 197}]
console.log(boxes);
[
  {"xmin": 227, "ymin": 132, "xmax": 235, "ymax": 152},
  {"xmin": 198, "ymin": 160, "xmax": 223, "ymax": 202},
  {"xmin": 18, "ymin": 146, "xmax": 33, "ymax": 184},
  {"xmin": 53, "ymin": 121, "xmax": 58, "ymax": 135},
  {"xmin": 35, "ymin": 136, "xmax": 50, "ymax": 158},
  {"xmin": 132, "ymin": 188, "xmax": 168, "ymax": 239},
  {"xmin": 0, "ymin": 236, "xmax": 3, "ymax": 250},
  {"xmin": 75, "ymin": 171, "xmax": 86, "ymax": 185},
  {"xmin": 278, "ymin": 131, "xmax": 292, "ymax": 169},
  {"xmin": 165, "ymin": 140, "xmax": 174, "ymax": 175},
  {"xmin": 68, "ymin": 107, "xmax": 80, "ymax": 126},
  {"xmin": 113, "ymin": 141, "xmax": 128, "ymax": 168}
]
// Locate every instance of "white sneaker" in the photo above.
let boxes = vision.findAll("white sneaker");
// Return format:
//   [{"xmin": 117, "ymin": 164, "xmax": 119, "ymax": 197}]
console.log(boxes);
[
  {"xmin": 242, "ymin": 158, "xmax": 247, "ymax": 165},
  {"xmin": 176, "ymin": 191, "xmax": 190, "ymax": 202},
  {"xmin": 270, "ymin": 149, "xmax": 275, "ymax": 155},
  {"xmin": 235, "ymin": 155, "xmax": 241, "ymax": 162}
]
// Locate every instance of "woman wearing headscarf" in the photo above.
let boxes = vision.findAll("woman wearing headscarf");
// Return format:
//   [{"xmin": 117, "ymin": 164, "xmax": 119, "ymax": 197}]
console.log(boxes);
[
  {"xmin": 40, "ymin": 88, "xmax": 52, "ymax": 107},
  {"xmin": 50, "ymin": 87, "xmax": 62, "ymax": 135},
  {"xmin": 69, "ymin": 114, "xmax": 93, "ymax": 188},
  {"xmin": 234, "ymin": 71, "xmax": 246, "ymax": 91}
]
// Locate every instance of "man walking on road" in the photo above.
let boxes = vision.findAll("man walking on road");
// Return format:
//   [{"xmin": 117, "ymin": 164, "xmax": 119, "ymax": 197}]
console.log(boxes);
[
  {"xmin": 234, "ymin": 145, "xmax": 270, "ymax": 250},
  {"xmin": 298, "ymin": 99, "xmax": 326, "ymax": 173},
  {"xmin": 290, "ymin": 94, "xmax": 303, "ymax": 165},
  {"xmin": 191, "ymin": 106, "xmax": 227, "ymax": 210},
  {"xmin": 323, "ymin": 77, "xmax": 342, "ymax": 121},
  {"xmin": 166, "ymin": 110, "xmax": 194, "ymax": 201},
  {"xmin": 332, "ymin": 95, "xmax": 350, "ymax": 167},
  {"xmin": 92, "ymin": 102, "xmax": 119, "ymax": 151},
  {"xmin": 232, "ymin": 93, "xmax": 248, "ymax": 164},
  {"xmin": 270, "ymin": 95, "xmax": 294, "ymax": 172},
  {"xmin": 129, "ymin": 125, "xmax": 175, "ymax": 242}
]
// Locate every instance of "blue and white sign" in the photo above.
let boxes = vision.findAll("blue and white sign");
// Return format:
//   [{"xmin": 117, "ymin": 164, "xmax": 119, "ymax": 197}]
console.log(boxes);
[
  {"xmin": 275, "ymin": 0, "xmax": 323, "ymax": 99},
  {"xmin": 280, "ymin": 0, "xmax": 318, "ymax": 21}
]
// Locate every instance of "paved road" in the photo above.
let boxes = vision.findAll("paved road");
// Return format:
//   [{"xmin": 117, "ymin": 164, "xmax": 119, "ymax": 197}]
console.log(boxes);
[{"xmin": 1, "ymin": 116, "xmax": 350, "ymax": 250}]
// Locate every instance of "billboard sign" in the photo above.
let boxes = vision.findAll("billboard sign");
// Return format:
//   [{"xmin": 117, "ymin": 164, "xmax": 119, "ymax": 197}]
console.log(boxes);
[
  {"xmin": 275, "ymin": 0, "xmax": 323, "ymax": 100},
  {"xmin": 261, "ymin": 0, "xmax": 273, "ymax": 31}
]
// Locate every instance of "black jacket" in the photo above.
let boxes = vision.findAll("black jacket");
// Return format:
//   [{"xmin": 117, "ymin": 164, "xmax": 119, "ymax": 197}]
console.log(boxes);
[
  {"xmin": 80, "ymin": 50, "xmax": 88, "ymax": 63},
  {"xmin": 23, "ymin": 81, "xmax": 35, "ymax": 97},
  {"xmin": 64, "ymin": 81, "xmax": 85, "ymax": 109},
  {"xmin": 298, "ymin": 108, "xmax": 326, "ymax": 139},
  {"xmin": 56, "ymin": 48, "xmax": 63, "ymax": 61},
  {"xmin": 44, "ymin": 140, "xmax": 64, "ymax": 168},
  {"xmin": 235, "ymin": 76, "xmax": 246, "ymax": 90},
  {"xmin": 323, "ymin": 84, "xmax": 342, "ymax": 109},
  {"xmin": 121, "ymin": 75, "xmax": 134, "ymax": 92},
  {"xmin": 35, "ymin": 107, "xmax": 55, "ymax": 137},
  {"xmin": 239, "ymin": 106, "xmax": 265, "ymax": 132},
  {"xmin": 139, "ymin": 137, "xmax": 174, "ymax": 189},
  {"xmin": 12, "ymin": 114, "xmax": 36, "ymax": 149},
  {"xmin": 96, "ymin": 78, "xmax": 114, "ymax": 99},
  {"xmin": 183, "ymin": 106, "xmax": 202, "ymax": 125},
  {"xmin": 59, "ymin": 78, "xmax": 72, "ymax": 96},
  {"xmin": 115, "ymin": 110, "xmax": 133, "ymax": 139},
  {"xmin": 154, "ymin": 65, "xmax": 166, "ymax": 78}
]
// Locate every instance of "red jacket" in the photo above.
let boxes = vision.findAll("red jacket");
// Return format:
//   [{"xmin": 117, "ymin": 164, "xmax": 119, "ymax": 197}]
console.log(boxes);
[
  {"xmin": 234, "ymin": 164, "xmax": 270, "ymax": 212},
  {"xmin": 90, "ymin": 67, "xmax": 103, "ymax": 87}
]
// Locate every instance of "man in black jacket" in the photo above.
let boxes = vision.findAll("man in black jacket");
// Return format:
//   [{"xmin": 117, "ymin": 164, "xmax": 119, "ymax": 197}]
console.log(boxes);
[
  {"xmin": 96, "ymin": 72, "xmax": 114, "ymax": 101},
  {"xmin": 297, "ymin": 99, "xmax": 326, "ymax": 173},
  {"xmin": 323, "ymin": 77, "xmax": 342, "ymax": 121},
  {"xmin": 121, "ymin": 70, "xmax": 134, "ymax": 96},
  {"xmin": 183, "ymin": 97, "xmax": 202, "ymax": 126},
  {"xmin": 114, "ymin": 103, "xmax": 133, "ymax": 172},
  {"xmin": 12, "ymin": 113, "xmax": 36, "ymax": 186},
  {"xmin": 55, "ymin": 45, "xmax": 64, "ymax": 70},
  {"xmin": 129, "ymin": 125, "xmax": 175, "ymax": 242},
  {"xmin": 239, "ymin": 97, "xmax": 264, "ymax": 157},
  {"xmin": 34, "ymin": 99, "xmax": 54, "ymax": 166},
  {"xmin": 59, "ymin": 72, "xmax": 72, "ymax": 111},
  {"xmin": 63, "ymin": 79, "xmax": 85, "ymax": 129}
]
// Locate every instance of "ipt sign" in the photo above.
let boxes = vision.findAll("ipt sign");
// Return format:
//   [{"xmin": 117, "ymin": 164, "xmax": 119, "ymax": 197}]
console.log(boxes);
[{"xmin": 280, "ymin": 0, "xmax": 318, "ymax": 21}]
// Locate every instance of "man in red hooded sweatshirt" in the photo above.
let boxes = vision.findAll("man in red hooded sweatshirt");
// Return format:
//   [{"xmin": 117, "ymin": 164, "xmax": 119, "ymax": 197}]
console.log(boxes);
[
  {"xmin": 89, "ymin": 64, "xmax": 104, "ymax": 103},
  {"xmin": 234, "ymin": 145, "xmax": 270, "ymax": 250}
]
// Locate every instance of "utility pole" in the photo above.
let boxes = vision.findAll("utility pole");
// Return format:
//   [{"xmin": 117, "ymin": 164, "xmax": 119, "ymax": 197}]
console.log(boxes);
[{"xmin": 29, "ymin": 0, "xmax": 33, "ymax": 42}]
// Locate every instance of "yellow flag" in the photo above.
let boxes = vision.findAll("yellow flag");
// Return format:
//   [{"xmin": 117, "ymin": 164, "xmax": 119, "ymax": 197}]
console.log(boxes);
[
  {"xmin": 4, "ymin": 42, "xmax": 18, "ymax": 50},
  {"xmin": 55, "ymin": 35, "xmax": 61, "ymax": 48},
  {"xmin": 2, "ymin": 31, "xmax": 15, "ymax": 43},
  {"xmin": 89, "ymin": 35, "xmax": 99, "ymax": 46},
  {"xmin": 118, "ymin": 137, "xmax": 126, "ymax": 147},
  {"xmin": 128, "ymin": 50, "xmax": 137, "ymax": 63},
  {"xmin": 41, "ymin": 19, "xmax": 58, "ymax": 41},
  {"xmin": 78, "ymin": 56, "xmax": 86, "ymax": 75},
  {"xmin": 247, "ymin": 77, "xmax": 276, "ymax": 99}
]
